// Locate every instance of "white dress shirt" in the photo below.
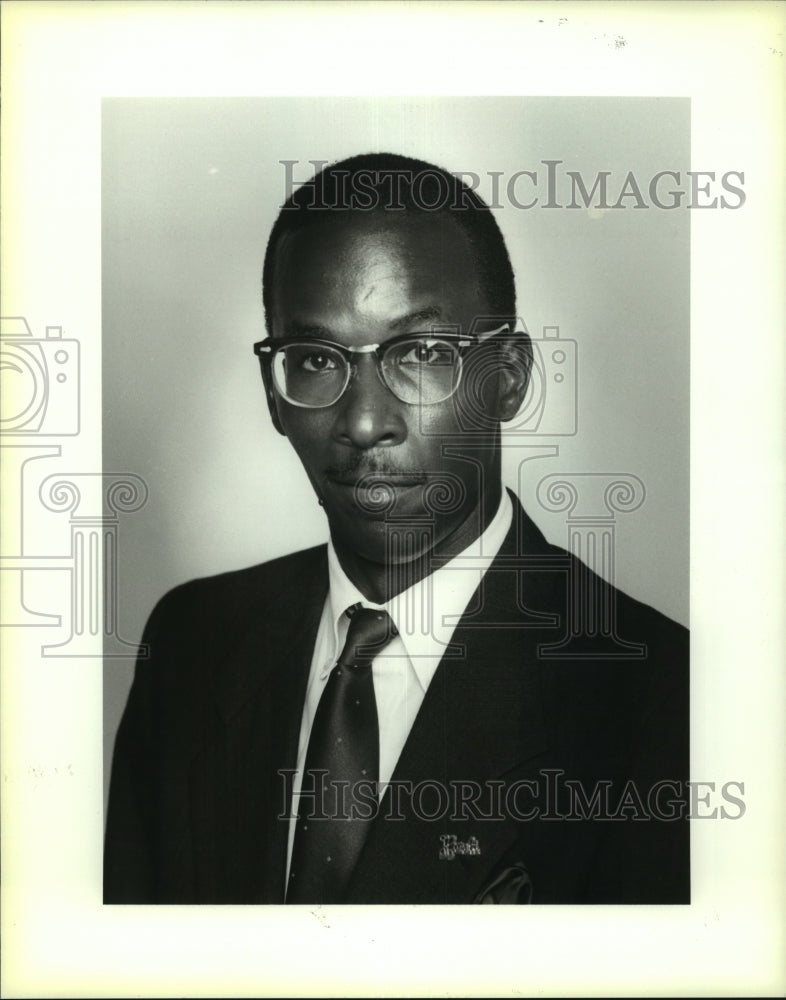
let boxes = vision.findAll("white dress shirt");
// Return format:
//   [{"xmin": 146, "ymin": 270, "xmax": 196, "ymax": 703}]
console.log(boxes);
[{"xmin": 285, "ymin": 489, "xmax": 513, "ymax": 879}]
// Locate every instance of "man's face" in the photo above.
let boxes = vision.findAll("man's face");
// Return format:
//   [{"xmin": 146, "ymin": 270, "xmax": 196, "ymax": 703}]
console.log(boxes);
[{"xmin": 268, "ymin": 212, "xmax": 514, "ymax": 584}]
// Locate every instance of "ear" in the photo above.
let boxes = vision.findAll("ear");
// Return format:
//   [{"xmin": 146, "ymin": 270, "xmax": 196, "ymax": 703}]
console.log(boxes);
[
  {"xmin": 454, "ymin": 331, "xmax": 532, "ymax": 431},
  {"xmin": 491, "ymin": 332, "xmax": 533, "ymax": 422},
  {"xmin": 260, "ymin": 363, "xmax": 286, "ymax": 436}
]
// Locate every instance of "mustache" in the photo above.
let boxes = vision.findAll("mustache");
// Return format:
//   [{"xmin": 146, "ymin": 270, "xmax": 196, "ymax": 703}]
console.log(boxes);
[{"xmin": 325, "ymin": 456, "xmax": 427, "ymax": 485}]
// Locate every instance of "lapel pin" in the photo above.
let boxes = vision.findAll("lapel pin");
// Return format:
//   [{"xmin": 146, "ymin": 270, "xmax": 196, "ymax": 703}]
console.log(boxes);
[{"xmin": 439, "ymin": 833, "xmax": 481, "ymax": 861}]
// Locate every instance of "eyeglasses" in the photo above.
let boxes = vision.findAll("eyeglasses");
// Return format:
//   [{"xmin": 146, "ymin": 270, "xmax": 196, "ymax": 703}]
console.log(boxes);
[{"xmin": 253, "ymin": 325, "xmax": 511, "ymax": 408}]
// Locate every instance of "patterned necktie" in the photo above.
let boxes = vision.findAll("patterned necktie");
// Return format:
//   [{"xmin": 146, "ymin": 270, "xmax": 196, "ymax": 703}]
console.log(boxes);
[{"xmin": 287, "ymin": 605, "xmax": 397, "ymax": 903}]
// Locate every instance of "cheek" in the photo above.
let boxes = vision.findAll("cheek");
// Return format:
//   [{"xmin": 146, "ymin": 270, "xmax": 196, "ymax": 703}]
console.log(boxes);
[
  {"xmin": 280, "ymin": 411, "xmax": 332, "ymax": 466},
  {"xmin": 415, "ymin": 403, "xmax": 499, "ymax": 503},
  {"xmin": 410, "ymin": 400, "xmax": 464, "ymax": 440}
]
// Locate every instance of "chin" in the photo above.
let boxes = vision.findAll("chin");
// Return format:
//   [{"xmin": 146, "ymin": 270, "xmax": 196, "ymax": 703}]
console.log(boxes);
[{"xmin": 328, "ymin": 511, "xmax": 459, "ymax": 568}]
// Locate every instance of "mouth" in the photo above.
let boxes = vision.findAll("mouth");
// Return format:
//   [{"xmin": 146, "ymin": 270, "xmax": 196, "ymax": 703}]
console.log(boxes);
[
  {"xmin": 326, "ymin": 471, "xmax": 426, "ymax": 488},
  {"xmin": 324, "ymin": 470, "xmax": 427, "ymax": 513}
]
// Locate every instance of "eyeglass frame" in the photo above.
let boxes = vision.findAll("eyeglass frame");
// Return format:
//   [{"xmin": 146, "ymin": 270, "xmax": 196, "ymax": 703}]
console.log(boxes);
[{"xmin": 252, "ymin": 323, "xmax": 514, "ymax": 409}]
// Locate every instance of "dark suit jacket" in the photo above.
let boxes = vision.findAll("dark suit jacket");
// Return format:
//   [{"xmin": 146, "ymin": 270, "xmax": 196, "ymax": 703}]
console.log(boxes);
[{"xmin": 104, "ymin": 495, "xmax": 689, "ymax": 904}]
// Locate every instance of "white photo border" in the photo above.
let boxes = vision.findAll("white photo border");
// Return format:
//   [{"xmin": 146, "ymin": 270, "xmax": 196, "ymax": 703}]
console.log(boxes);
[{"xmin": 2, "ymin": 2, "xmax": 784, "ymax": 997}]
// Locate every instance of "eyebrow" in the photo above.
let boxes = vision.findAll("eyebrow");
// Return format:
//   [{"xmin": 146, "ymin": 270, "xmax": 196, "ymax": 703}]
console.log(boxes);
[
  {"xmin": 284, "ymin": 320, "xmax": 332, "ymax": 339},
  {"xmin": 284, "ymin": 307, "xmax": 444, "ymax": 340},
  {"xmin": 387, "ymin": 307, "xmax": 444, "ymax": 331}
]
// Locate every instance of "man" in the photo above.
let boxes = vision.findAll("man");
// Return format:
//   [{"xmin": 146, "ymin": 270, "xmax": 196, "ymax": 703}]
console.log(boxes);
[{"xmin": 104, "ymin": 153, "xmax": 689, "ymax": 904}]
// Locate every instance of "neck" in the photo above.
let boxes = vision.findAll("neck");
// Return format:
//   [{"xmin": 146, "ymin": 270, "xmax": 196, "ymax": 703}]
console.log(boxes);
[{"xmin": 332, "ymin": 481, "xmax": 504, "ymax": 604}]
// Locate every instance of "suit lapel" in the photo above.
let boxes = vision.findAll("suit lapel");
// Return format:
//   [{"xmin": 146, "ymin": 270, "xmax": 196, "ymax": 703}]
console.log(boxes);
[
  {"xmin": 186, "ymin": 498, "xmax": 569, "ymax": 903},
  {"xmin": 188, "ymin": 550, "xmax": 328, "ymax": 902},
  {"xmin": 346, "ymin": 498, "xmax": 562, "ymax": 903}
]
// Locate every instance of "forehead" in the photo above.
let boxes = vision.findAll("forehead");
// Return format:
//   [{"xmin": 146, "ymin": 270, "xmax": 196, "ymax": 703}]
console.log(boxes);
[{"xmin": 269, "ymin": 211, "xmax": 487, "ymax": 337}]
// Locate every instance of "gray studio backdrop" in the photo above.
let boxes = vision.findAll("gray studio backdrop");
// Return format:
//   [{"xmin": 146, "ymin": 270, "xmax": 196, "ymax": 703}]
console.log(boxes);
[{"xmin": 102, "ymin": 97, "xmax": 689, "ymax": 816}]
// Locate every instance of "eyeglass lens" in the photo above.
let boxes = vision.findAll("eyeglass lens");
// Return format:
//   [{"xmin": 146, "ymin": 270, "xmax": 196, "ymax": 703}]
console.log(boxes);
[{"xmin": 271, "ymin": 339, "xmax": 461, "ymax": 407}]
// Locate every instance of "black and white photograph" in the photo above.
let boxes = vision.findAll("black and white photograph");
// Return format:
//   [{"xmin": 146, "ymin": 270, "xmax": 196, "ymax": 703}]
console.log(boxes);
[
  {"xmin": 102, "ymin": 98, "xmax": 692, "ymax": 906},
  {"xmin": 2, "ymin": 2, "xmax": 784, "ymax": 997}
]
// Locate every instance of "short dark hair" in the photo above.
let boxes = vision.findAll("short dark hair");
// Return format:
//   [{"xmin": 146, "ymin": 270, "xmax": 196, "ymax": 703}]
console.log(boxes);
[{"xmin": 262, "ymin": 152, "xmax": 516, "ymax": 333}]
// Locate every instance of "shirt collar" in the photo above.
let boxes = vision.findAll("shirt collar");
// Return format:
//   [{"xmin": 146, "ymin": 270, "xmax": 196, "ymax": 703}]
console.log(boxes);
[{"xmin": 326, "ymin": 489, "xmax": 513, "ymax": 691}]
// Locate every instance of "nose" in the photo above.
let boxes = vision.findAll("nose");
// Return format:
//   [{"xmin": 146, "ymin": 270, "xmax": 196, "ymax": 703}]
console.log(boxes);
[{"xmin": 332, "ymin": 354, "xmax": 407, "ymax": 450}]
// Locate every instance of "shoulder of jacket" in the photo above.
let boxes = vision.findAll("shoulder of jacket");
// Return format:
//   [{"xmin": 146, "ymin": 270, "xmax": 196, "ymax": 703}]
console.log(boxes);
[{"xmin": 150, "ymin": 543, "xmax": 328, "ymax": 620}]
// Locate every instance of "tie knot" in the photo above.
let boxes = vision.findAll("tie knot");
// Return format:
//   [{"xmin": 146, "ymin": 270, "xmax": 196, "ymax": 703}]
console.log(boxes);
[{"xmin": 338, "ymin": 606, "xmax": 397, "ymax": 668}]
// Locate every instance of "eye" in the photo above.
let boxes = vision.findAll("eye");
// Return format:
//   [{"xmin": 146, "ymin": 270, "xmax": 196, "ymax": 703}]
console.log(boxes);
[
  {"xmin": 299, "ymin": 352, "xmax": 339, "ymax": 373},
  {"xmin": 397, "ymin": 340, "xmax": 451, "ymax": 367}
]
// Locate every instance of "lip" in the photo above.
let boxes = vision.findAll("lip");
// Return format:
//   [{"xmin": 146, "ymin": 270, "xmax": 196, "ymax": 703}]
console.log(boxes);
[
  {"xmin": 324, "ymin": 472, "xmax": 427, "ymax": 513},
  {"xmin": 326, "ymin": 472, "xmax": 426, "ymax": 489}
]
